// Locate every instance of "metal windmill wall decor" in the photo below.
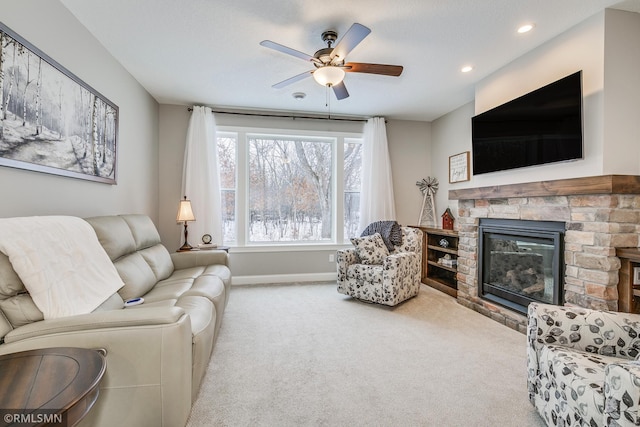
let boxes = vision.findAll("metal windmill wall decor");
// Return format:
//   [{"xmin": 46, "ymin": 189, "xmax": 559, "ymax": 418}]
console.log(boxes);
[{"xmin": 417, "ymin": 177, "xmax": 439, "ymax": 227}]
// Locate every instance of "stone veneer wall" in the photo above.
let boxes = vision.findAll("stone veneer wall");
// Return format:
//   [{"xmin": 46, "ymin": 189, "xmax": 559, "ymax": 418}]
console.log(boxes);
[{"xmin": 456, "ymin": 194, "xmax": 640, "ymax": 333}]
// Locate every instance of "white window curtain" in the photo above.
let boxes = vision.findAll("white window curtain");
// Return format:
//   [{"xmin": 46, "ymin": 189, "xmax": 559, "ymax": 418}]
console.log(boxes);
[
  {"xmin": 181, "ymin": 106, "xmax": 223, "ymax": 246},
  {"xmin": 358, "ymin": 117, "xmax": 396, "ymax": 233}
]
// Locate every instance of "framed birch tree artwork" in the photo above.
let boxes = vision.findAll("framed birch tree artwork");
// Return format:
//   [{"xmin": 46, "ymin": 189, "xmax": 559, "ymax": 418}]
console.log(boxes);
[{"xmin": 0, "ymin": 22, "xmax": 118, "ymax": 184}]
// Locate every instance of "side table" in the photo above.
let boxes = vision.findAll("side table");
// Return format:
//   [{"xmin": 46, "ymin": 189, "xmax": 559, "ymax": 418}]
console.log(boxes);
[{"xmin": 0, "ymin": 347, "xmax": 106, "ymax": 427}]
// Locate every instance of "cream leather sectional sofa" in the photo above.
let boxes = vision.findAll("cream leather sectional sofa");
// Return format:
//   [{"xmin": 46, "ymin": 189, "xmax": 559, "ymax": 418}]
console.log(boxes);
[{"xmin": 0, "ymin": 214, "xmax": 231, "ymax": 427}]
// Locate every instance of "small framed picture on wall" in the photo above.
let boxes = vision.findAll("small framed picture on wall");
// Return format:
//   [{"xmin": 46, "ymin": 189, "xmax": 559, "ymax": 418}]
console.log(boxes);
[{"xmin": 449, "ymin": 151, "xmax": 470, "ymax": 183}]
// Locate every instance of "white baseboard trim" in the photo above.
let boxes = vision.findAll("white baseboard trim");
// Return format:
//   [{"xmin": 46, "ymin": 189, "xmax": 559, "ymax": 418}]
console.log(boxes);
[{"xmin": 232, "ymin": 272, "xmax": 337, "ymax": 286}]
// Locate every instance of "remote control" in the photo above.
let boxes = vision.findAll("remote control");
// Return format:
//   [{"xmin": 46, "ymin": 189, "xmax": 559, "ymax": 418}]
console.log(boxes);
[{"xmin": 124, "ymin": 297, "xmax": 144, "ymax": 307}]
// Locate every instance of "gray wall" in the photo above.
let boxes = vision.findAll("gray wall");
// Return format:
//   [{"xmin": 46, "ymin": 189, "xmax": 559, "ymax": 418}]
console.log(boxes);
[
  {"xmin": 0, "ymin": 1, "xmax": 159, "ymax": 221},
  {"xmin": 157, "ymin": 105, "xmax": 430, "ymax": 282}
]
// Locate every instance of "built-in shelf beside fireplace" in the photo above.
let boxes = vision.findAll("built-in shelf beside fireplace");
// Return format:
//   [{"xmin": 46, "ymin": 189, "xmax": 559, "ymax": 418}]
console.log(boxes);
[{"xmin": 449, "ymin": 175, "xmax": 640, "ymax": 333}]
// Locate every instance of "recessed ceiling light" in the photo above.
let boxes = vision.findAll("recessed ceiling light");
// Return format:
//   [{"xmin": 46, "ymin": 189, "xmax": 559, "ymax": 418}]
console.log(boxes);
[
  {"xmin": 517, "ymin": 24, "xmax": 535, "ymax": 34},
  {"xmin": 461, "ymin": 65, "xmax": 473, "ymax": 73},
  {"xmin": 292, "ymin": 92, "xmax": 306, "ymax": 100}
]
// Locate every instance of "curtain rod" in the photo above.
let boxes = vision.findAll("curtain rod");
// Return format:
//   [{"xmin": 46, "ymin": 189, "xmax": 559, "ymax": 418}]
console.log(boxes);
[{"xmin": 187, "ymin": 108, "xmax": 369, "ymax": 123}]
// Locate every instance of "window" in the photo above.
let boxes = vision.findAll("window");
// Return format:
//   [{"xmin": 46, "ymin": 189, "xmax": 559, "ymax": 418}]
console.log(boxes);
[
  {"xmin": 216, "ymin": 128, "xmax": 362, "ymax": 246},
  {"xmin": 343, "ymin": 138, "xmax": 362, "ymax": 239},
  {"xmin": 217, "ymin": 133, "xmax": 236, "ymax": 243}
]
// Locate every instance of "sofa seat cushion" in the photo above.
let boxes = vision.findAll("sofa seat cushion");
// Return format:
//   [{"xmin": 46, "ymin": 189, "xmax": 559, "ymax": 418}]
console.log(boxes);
[
  {"xmin": 347, "ymin": 264, "xmax": 383, "ymax": 284},
  {"xmin": 161, "ymin": 266, "xmax": 206, "ymax": 281},
  {"xmin": 202, "ymin": 264, "xmax": 232, "ymax": 287},
  {"xmin": 186, "ymin": 275, "xmax": 225, "ymax": 301},
  {"xmin": 175, "ymin": 296, "xmax": 215, "ymax": 339},
  {"xmin": 539, "ymin": 344, "xmax": 618, "ymax": 425},
  {"xmin": 152, "ymin": 271, "xmax": 225, "ymax": 304}
]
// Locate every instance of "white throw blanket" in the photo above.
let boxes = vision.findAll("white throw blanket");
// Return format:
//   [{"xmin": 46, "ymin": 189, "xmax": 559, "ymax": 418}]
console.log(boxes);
[{"xmin": 0, "ymin": 216, "xmax": 124, "ymax": 319}]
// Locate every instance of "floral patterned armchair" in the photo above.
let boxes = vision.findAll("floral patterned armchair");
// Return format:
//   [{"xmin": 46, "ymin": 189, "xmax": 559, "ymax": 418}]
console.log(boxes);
[
  {"xmin": 527, "ymin": 302, "xmax": 640, "ymax": 426},
  {"xmin": 337, "ymin": 227, "xmax": 422, "ymax": 306}
]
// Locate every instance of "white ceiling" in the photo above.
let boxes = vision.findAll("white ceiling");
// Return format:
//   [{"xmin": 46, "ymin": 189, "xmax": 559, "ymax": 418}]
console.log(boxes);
[{"xmin": 60, "ymin": 0, "xmax": 639, "ymax": 121}]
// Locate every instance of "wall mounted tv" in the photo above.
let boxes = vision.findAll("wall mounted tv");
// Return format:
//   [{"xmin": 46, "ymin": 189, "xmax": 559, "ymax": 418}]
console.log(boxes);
[{"xmin": 472, "ymin": 71, "xmax": 583, "ymax": 175}]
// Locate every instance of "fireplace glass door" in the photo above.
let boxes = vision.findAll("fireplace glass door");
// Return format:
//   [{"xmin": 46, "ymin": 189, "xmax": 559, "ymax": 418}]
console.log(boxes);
[{"xmin": 479, "ymin": 219, "xmax": 564, "ymax": 314}]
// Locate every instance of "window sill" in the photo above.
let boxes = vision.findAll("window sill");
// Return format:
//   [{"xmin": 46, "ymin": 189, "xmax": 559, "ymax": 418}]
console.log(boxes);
[{"xmin": 225, "ymin": 243, "xmax": 352, "ymax": 253}]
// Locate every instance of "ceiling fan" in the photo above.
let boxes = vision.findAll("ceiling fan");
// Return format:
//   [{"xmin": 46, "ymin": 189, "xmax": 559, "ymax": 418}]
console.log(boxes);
[{"xmin": 260, "ymin": 23, "xmax": 403, "ymax": 100}]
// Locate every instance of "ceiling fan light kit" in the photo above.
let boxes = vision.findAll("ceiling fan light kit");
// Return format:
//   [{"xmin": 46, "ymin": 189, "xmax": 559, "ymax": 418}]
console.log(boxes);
[
  {"xmin": 260, "ymin": 23, "xmax": 403, "ymax": 100},
  {"xmin": 312, "ymin": 66, "xmax": 345, "ymax": 86}
]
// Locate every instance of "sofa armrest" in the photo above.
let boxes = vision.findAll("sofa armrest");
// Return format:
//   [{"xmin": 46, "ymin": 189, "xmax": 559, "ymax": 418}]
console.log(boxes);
[
  {"xmin": 0, "ymin": 306, "xmax": 193, "ymax": 427},
  {"xmin": 605, "ymin": 361, "xmax": 640, "ymax": 425},
  {"xmin": 171, "ymin": 250, "xmax": 228, "ymax": 268},
  {"xmin": 3, "ymin": 306, "xmax": 185, "ymax": 343}
]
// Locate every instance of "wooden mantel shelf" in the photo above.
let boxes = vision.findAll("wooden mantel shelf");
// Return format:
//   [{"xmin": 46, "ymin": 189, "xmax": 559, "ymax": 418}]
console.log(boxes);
[{"xmin": 449, "ymin": 175, "xmax": 640, "ymax": 200}]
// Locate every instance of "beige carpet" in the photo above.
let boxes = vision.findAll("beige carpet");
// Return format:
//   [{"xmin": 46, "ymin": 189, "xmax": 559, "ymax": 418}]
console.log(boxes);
[{"xmin": 187, "ymin": 282, "xmax": 546, "ymax": 427}]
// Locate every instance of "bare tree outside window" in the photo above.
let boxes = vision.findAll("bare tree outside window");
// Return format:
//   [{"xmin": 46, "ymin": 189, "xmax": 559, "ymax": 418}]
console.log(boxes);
[
  {"xmin": 216, "ymin": 130, "xmax": 361, "ymax": 245},
  {"xmin": 248, "ymin": 134, "xmax": 333, "ymax": 242}
]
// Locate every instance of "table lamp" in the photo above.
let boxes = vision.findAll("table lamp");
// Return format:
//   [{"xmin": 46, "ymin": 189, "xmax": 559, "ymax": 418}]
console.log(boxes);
[{"xmin": 177, "ymin": 196, "xmax": 196, "ymax": 251}]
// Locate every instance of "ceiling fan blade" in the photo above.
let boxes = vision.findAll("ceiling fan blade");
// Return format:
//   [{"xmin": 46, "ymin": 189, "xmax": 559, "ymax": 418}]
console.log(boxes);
[
  {"xmin": 272, "ymin": 70, "xmax": 313, "ymax": 89},
  {"xmin": 260, "ymin": 40, "xmax": 320, "ymax": 64},
  {"xmin": 330, "ymin": 23, "xmax": 371, "ymax": 63},
  {"xmin": 332, "ymin": 81, "xmax": 349, "ymax": 100},
  {"xmin": 344, "ymin": 62, "xmax": 404, "ymax": 77}
]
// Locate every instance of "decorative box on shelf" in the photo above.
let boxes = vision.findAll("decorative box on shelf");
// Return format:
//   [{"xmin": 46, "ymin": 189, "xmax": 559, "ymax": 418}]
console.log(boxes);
[{"xmin": 438, "ymin": 255, "xmax": 457, "ymax": 268}]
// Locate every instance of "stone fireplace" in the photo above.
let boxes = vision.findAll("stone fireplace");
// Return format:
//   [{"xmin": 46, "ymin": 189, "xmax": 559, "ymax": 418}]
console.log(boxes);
[{"xmin": 449, "ymin": 175, "xmax": 640, "ymax": 333}]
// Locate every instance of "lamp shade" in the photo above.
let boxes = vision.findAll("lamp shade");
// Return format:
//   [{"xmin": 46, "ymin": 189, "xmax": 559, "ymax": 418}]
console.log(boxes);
[
  {"xmin": 313, "ymin": 66, "xmax": 345, "ymax": 87},
  {"xmin": 177, "ymin": 197, "xmax": 196, "ymax": 222}
]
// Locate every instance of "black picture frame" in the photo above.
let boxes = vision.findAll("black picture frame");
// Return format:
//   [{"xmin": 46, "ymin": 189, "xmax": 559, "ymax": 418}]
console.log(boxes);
[{"xmin": 0, "ymin": 21, "xmax": 118, "ymax": 184}]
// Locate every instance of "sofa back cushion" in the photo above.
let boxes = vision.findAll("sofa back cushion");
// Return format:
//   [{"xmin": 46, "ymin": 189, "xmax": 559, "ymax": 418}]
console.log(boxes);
[
  {"xmin": 86, "ymin": 214, "xmax": 174, "ymax": 300},
  {"xmin": 86, "ymin": 215, "xmax": 137, "ymax": 261},
  {"xmin": 0, "ymin": 252, "xmax": 40, "ymax": 337},
  {"xmin": 0, "ymin": 243, "xmax": 125, "ymax": 341},
  {"xmin": 0, "ymin": 214, "xmax": 171, "ymax": 340}
]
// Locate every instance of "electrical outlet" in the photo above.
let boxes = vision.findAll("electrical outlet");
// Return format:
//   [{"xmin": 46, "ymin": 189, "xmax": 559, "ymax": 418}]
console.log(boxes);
[{"xmin": 329, "ymin": 254, "xmax": 335, "ymax": 262}]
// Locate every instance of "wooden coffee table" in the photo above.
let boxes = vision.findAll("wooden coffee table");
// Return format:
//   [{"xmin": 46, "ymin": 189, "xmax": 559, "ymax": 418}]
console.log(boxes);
[{"xmin": 0, "ymin": 347, "xmax": 106, "ymax": 427}]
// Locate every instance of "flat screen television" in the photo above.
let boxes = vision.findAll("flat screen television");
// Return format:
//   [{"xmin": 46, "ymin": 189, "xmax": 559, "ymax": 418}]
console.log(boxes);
[{"xmin": 472, "ymin": 71, "xmax": 583, "ymax": 175}]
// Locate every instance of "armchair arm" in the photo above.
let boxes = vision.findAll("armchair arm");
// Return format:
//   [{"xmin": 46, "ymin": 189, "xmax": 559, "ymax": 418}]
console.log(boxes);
[
  {"xmin": 382, "ymin": 252, "xmax": 421, "ymax": 294},
  {"xmin": 528, "ymin": 303, "xmax": 640, "ymax": 359},
  {"xmin": 383, "ymin": 252, "xmax": 420, "ymax": 278},
  {"xmin": 3, "ymin": 306, "xmax": 185, "ymax": 343},
  {"xmin": 604, "ymin": 361, "xmax": 640, "ymax": 425},
  {"xmin": 337, "ymin": 248, "xmax": 358, "ymax": 281}
]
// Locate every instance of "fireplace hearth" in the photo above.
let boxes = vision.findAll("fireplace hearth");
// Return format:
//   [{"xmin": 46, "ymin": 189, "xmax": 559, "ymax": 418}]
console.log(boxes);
[{"xmin": 478, "ymin": 219, "xmax": 564, "ymax": 315}]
